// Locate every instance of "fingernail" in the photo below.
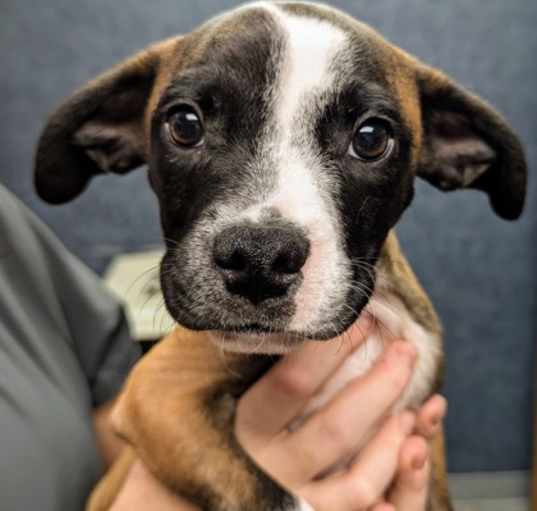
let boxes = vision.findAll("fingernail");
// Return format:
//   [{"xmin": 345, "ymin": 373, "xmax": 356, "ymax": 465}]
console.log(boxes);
[
  {"xmin": 431, "ymin": 414, "xmax": 441, "ymax": 427},
  {"xmin": 399, "ymin": 412, "xmax": 415, "ymax": 434},
  {"xmin": 412, "ymin": 452, "xmax": 427, "ymax": 470}
]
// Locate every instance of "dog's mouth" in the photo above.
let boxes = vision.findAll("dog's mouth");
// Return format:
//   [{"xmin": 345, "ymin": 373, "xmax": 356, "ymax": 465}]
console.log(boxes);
[
  {"xmin": 202, "ymin": 298, "xmax": 365, "ymax": 353},
  {"xmin": 161, "ymin": 271, "xmax": 371, "ymax": 352}
]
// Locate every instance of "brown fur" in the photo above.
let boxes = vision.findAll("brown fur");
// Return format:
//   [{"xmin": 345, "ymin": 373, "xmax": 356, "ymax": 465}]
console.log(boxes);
[
  {"xmin": 378, "ymin": 232, "xmax": 441, "ymax": 338},
  {"xmin": 429, "ymin": 429, "xmax": 452, "ymax": 511},
  {"xmin": 97, "ymin": 328, "xmax": 277, "ymax": 511},
  {"xmin": 144, "ymin": 37, "xmax": 185, "ymax": 139}
]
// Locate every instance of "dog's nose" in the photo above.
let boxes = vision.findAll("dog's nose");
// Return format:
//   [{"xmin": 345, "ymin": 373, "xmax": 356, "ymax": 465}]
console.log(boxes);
[{"xmin": 213, "ymin": 225, "xmax": 310, "ymax": 305}]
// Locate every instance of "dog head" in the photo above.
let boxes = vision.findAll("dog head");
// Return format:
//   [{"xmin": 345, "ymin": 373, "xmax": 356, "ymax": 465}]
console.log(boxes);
[{"xmin": 35, "ymin": 2, "xmax": 526, "ymax": 351}]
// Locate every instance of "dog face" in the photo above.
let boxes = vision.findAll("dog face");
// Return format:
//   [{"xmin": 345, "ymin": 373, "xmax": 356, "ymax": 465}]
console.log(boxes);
[{"xmin": 35, "ymin": 2, "xmax": 526, "ymax": 351}]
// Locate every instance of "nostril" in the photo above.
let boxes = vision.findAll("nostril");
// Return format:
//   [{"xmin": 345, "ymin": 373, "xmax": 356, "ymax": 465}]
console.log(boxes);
[
  {"xmin": 272, "ymin": 238, "xmax": 310, "ymax": 275},
  {"xmin": 215, "ymin": 248, "xmax": 247, "ymax": 272},
  {"xmin": 273, "ymin": 250, "xmax": 300, "ymax": 274},
  {"xmin": 214, "ymin": 227, "xmax": 250, "ymax": 273},
  {"xmin": 272, "ymin": 253, "xmax": 292, "ymax": 274}
]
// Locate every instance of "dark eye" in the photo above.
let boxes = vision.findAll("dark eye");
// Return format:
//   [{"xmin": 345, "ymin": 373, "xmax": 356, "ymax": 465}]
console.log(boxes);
[
  {"xmin": 349, "ymin": 118, "xmax": 393, "ymax": 161},
  {"xmin": 166, "ymin": 105, "xmax": 204, "ymax": 147}
]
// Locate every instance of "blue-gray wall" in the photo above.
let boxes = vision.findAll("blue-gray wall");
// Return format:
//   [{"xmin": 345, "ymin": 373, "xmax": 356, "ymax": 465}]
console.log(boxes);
[{"xmin": 1, "ymin": 0, "xmax": 535, "ymax": 473}]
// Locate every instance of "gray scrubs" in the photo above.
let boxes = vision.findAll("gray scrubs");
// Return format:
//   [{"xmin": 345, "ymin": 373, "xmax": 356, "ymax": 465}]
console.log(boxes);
[{"xmin": 0, "ymin": 185, "xmax": 141, "ymax": 511}]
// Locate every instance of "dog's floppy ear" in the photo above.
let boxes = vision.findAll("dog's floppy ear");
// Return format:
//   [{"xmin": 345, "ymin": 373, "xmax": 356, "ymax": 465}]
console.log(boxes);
[
  {"xmin": 415, "ymin": 64, "xmax": 527, "ymax": 220},
  {"xmin": 34, "ymin": 41, "xmax": 173, "ymax": 204}
]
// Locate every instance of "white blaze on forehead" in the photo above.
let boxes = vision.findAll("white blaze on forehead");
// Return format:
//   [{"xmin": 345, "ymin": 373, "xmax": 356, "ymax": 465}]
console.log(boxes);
[
  {"xmin": 237, "ymin": 4, "xmax": 352, "ymax": 333},
  {"xmin": 269, "ymin": 6, "xmax": 347, "ymax": 135}
]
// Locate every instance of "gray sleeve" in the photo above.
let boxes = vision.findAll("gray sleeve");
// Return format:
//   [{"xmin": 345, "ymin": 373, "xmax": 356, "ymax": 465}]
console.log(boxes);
[{"xmin": 0, "ymin": 186, "xmax": 141, "ymax": 406}]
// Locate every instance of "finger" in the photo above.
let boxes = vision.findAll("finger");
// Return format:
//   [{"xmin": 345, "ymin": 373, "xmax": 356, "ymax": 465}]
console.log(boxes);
[
  {"xmin": 277, "ymin": 340, "xmax": 416, "ymax": 482},
  {"xmin": 415, "ymin": 395, "xmax": 447, "ymax": 440},
  {"xmin": 236, "ymin": 313, "xmax": 373, "ymax": 444},
  {"xmin": 300, "ymin": 412, "xmax": 415, "ymax": 511},
  {"xmin": 388, "ymin": 436, "xmax": 431, "ymax": 511}
]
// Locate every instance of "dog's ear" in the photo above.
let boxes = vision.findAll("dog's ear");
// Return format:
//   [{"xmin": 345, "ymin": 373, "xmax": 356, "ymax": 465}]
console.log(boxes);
[
  {"xmin": 415, "ymin": 64, "xmax": 527, "ymax": 220},
  {"xmin": 34, "ymin": 40, "xmax": 175, "ymax": 204}
]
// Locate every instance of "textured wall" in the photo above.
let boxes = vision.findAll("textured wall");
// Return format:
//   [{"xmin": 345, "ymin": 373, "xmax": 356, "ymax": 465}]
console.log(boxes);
[{"xmin": 1, "ymin": 0, "xmax": 535, "ymax": 473}]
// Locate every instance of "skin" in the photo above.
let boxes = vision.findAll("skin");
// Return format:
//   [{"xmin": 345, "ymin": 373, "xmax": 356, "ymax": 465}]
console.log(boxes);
[{"xmin": 95, "ymin": 318, "xmax": 447, "ymax": 511}]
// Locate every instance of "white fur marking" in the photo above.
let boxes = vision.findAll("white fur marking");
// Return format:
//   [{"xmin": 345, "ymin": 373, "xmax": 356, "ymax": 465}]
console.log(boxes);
[
  {"xmin": 295, "ymin": 497, "xmax": 316, "ymax": 511},
  {"xmin": 300, "ymin": 293, "xmax": 441, "ymax": 417},
  {"xmin": 239, "ymin": 6, "xmax": 352, "ymax": 333},
  {"xmin": 271, "ymin": 10, "xmax": 347, "ymax": 136}
]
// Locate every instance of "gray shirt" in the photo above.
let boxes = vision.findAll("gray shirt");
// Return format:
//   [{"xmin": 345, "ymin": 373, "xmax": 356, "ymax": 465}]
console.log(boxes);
[{"xmin": 0, "ymin": 184, "xmax": 141, "ymax": 511}]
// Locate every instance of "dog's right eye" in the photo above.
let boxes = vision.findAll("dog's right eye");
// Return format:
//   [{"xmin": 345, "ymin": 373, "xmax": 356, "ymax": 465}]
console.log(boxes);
[{"xmin": 166, "ymin": 105, "xmax": 204, "ymax": 148}]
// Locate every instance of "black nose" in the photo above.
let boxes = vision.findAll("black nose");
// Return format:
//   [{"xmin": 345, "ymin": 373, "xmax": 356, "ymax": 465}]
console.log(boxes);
[{"xmin": 213, "ymin": 224, "xmax": 310, "ymax": 305}]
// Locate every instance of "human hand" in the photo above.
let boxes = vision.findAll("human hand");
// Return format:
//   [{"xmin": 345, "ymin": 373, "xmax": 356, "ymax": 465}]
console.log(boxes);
[
  {"xmin": 235, "ymin": 316, "xmax": 447, "ymax": 511},
  {"xmin": 110, "ymin": 316, "xmax": 446, "ymax": 511}
]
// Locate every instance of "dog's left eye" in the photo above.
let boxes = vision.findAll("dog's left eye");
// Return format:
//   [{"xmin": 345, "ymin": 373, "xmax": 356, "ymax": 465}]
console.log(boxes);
[
  {"xmin": 166, "ymin": 105, "xmax": 204, "ymax": 147},
  {"xmin": 348, "ymin": 118, "xmax": 394, "ymax": 161}
]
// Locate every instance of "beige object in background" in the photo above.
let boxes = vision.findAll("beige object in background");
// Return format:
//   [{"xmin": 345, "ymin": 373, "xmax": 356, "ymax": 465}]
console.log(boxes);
[{"xmin": 104, "ymin": 250, "xmax": 172, "ymax": 341}]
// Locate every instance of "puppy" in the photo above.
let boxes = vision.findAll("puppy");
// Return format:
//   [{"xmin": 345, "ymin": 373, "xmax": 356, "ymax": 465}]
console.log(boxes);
[{"xmin": 34, "ymin": 2, "xmax": 527, "ymax": 510}]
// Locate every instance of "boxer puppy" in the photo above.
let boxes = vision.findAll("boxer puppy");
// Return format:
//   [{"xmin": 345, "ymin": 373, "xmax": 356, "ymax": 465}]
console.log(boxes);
[{"xmin": 34, "ymin": 2, "xmax": 527, "ymax": 510}]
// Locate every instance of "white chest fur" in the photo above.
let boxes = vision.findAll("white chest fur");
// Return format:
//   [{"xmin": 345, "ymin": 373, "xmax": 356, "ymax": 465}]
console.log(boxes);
[{"xmin": 298, "ymin": 291, "xmax": 442, "ymax": 420}]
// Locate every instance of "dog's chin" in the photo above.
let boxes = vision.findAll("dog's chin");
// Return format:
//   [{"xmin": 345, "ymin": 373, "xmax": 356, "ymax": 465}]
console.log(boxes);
[
  {"xmin": 167, "ymin": 287, "xmax": 369, "ymax": 353},
  {"xmin": 170, "ymin": 304, "xmax": 366, "ymax": 353},
  {"xmin": 205, "ymin": 316, "xmax": 359, "ymax": 354},
  {"xmin": 206, "ymin": 329, "xmax": 307, "ymax": 354}
]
